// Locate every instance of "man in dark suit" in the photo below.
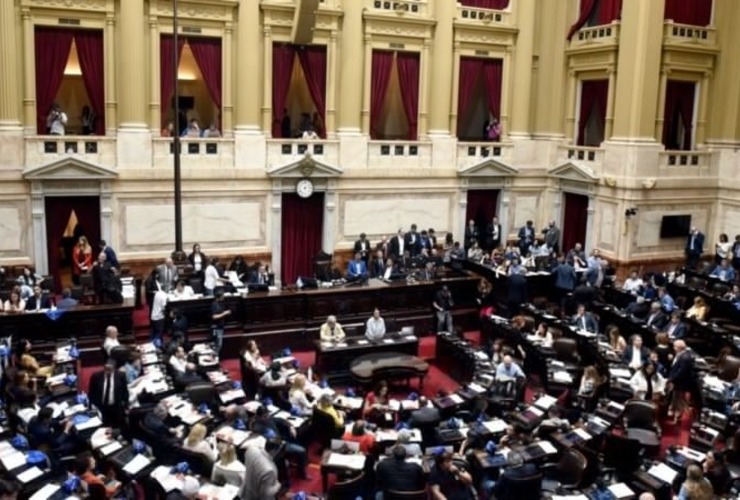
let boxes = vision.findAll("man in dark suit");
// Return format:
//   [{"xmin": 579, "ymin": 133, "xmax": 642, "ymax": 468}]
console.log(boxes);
[
  {"xmin": 92, "ymin": 252, "xmax": 118, "ymax": 304},
  {"xmin": 389, "ymin": 229, "xmax": 405, "ymax": 260},
  {"xmin": 685, "ymin": 226, "xmax": 705, "ymax": 269},
  {"xmin": 665, "ymin": 311, "xmax": 687, "ymax": 339},
  {"xmin": 143, "ymin": 403, "xmax": 179, "ymax": 446},
  {"xmin": 543, "ymin": 220, "xmax": 561, "ymax": 256},
  {"xmin": 376, "ymin": 446, "xmax": 425, "ymax": 496},
  {"xmin": 645, "ymin": 301, "xmax": 667, "ymax": 330},
  {"xmin": 464, "ymin": 220, "xmax": 480, "ymax": 250},
  {"xmin": 667, "ymin": 340, "xmax": 697, "ymax": 422},
  {"xmin": 507, "ymin": 269, "xmax": 529, "ymax": 317},
  {"xmin": 623, "ymin": 334, "xmax": 649, "ymax": 369},
  {"xmin": 491, "ymin": 451, "xmax": 541, "ymax": 500},
  {"xmin": 553, "ymin": 256, "xmax": 577, "ymax": 296},
  {"xmin": 571, "ymin": 304, "xmax": 598, "ymax": 332},
  {"xmin": 409, "ymin": 396, "xmax": 441, "ymax": 427},
  {"xmin": 99, "ymin": 240, "xmax": 119, "ymax": 269},
  {"xmin": 89, "ymin": 361, "xmax": 128, "ymax": 428},
  {"xmin": 404, "ymin": 224, "xmax": 421, "ymax": 256},
  {"xmin": 56, "ymin": 288, "xmax": 79, "ymax": 309},
  {"xmin": 156, "ymin": 257, "xmax": 179, "ymax": 293},
  {"xmin": 248, "ymin": 264, "xmax": 270, "ymax": 285},
  {"xmin": 353, "ymin": 233, "xmax": 372, "ymax": 264},
  {"xmin": 346, "ymin": 252, "xmax": 368, "ymax": 283},
  {"xmin": 486, "ymin": 216, "xmax": 502, "ymax": 252},
  {"xmin": 369, "ymin": 251, "xmax": 386, "ymax": 278},
  {"xmin": 25, "ymin": 285, "xmax": 52, "ymax": 312},
  {"xmin": 517, "ymin": 220, "xmax": 535, "ymax": 255}
]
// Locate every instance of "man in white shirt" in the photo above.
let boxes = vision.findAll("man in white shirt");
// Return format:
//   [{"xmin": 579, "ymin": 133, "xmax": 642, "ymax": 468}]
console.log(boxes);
[
  {"xmin": 102, "ymin": 325, "xmax": 120, "ymax": 355},
  {"xmin": 365, "ymin": 308, "xmax": 386, "ymax": 341},
  {"xmin": 172, "ymin": 280, "xmax": 195, "ymax": 299},
  {"xmin": 46, "ymin": 102, "xmax": 68, "ymax": 135},
  {"xmin": 203, "ymin": 259, "xmax": 225, "ymax": 296},
  {"xmin": 622, "ymin": 270, "xmax": 642, "ymax": 294},
  {"xmin": 150, "ymin": 290, "xmax": 168, "ymax": 344}
]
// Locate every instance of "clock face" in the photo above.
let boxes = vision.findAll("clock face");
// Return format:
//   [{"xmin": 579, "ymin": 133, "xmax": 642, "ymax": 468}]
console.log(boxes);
[{"xmin": 296, "ymin": 179, "xmax": 314, "ymax": 198}]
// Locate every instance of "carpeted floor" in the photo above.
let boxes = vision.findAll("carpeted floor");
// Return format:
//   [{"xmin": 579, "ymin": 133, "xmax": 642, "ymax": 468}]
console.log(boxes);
[{"xmin": 78, "ymin": 328, "xmax": 692, "ymax": 495}]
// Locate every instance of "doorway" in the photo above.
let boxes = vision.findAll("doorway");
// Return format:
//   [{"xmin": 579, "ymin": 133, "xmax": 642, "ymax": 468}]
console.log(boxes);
[
  {"xmin": 466, "ymin": 189, "xmax": 499, "ymax": 247},
  {"xmin": 45, "ymin": 196, "xmax": 101, "ymax": 291},
  {"xmin": 281, "ymin": 192, "xmax": 324, "ymax": 285},
  {"xmin": 561, "ymin": 192, "xmax": 589, "ymax": 253}
]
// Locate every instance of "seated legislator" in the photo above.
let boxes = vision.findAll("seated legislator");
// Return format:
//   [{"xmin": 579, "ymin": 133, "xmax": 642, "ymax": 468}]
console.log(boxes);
[
  {"xmin": 365, "ymin": 307, "xmax": 386, "ymax": 341},
  {"xmin": 76, "ymin": 451, "xmax": 120, "ymax": 498},
  {"xmin": 260, "ymin": 361, "xmax": 288, "ymax": 388},
  {"xmin": 623, "ymin": 334, "xmax": 649, "ymax": 370},
  {"xmin": 491, "ymin": 451, "xmax": 540, "ymax": 500},
  {"xmin": 376, "ymin": 445, "xmax": 425, "ymax": 497},
  {"xmin": 249, "ymin": 264, "xmax": 270, "ymax": 285},
  {"xmin": 645, "ymin": 301, "xmax": 668, "ymax": 330},
  {"xmin": 664, "ymin": 311, "xmax": 687, "ymax": 339},
  {"xmin": 346, "ymin": 252, "xmax": 368, "ymax": 282},
  {"xmin": 143, "ymin": 403, "xmax": 179, "ymax": 446},
  {"xmin": 183, "ymin": 423, "xmax": 217, "ymax": 462},
  {"xmin": 342, "ymin": 420, "xmax": 376, "ymax": 454},
  {"xmin": 289, "ymin": 374, "xmax": 314, "ymax": 416},
  {"xmin": 429, "ymin": 451, "xmax": 474, "ymax": 500},
  {"xmin": 495, "ymin": 355, "xmax": 525, "ymax": 381},
  {"xmin": 686, "ymin": 296, "xmax": 709, "ymax": 321},
  {"xmin": 4, "ymin": 288, "xmax": 25, "ymax": 313},
  {"xmin": 172, "ymin": 280, "xmax": 195, "ymax": 299},
  {"xmin": 25, "ymin": 284, "xmax": 52, "ymax": 312},
  {"xmin": 169, "ymin": 346, "xmax": 203, "ymax": 386},
  {"xmin": 56, "ymin": 288, "xmax": 78, "ymax": 309},
  {"xmin": 316, "ymin": 393, "xmax": 345, "ymax": 431},
  {"xmin": 17, "ymin": 338, "xmax": 54, "ymax": 378},
  {"xmin": 711, "ymin": 259, "xmax": 736, "ymax": 282},
  {"xmin": 571, "ymin": 304, "xmax": 598, "ymax": 333},
  {"xmin": 320, "ymin": 315, "xmax": 346, "ymax": 342}
]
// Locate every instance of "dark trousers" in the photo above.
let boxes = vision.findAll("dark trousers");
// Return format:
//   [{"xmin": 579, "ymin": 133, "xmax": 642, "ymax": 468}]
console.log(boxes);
[{"xmin": 686, "ymin": 252, "xmax": 700, "ymax": 270}]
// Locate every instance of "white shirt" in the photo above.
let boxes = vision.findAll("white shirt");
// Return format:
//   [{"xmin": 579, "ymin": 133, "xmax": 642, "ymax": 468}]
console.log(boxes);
[
  {"xmin": 49, "ymin": 112, "xmax": 67, "ymax": 135},
  {"xmin": 103, "ymin": 372, "xmax": 115, "ymax": 406},
  {"xmin": 629, "ymin": 370, "xmax": 665, "ymax": 399},
  {"xmin": 243, "ymin": 350, "xmax": 268, "ymax": 372},
  {"xmin": 169, "ymin": 355, "xmax": 187, "ymax": 373},
  {"xmin": 172, "ymin": 286, "xmax": 195, "ymax": 299},
  {"xmin": 150, "ymin": 291, "xmax": 168, "ymax": 321},
  {"xmin": 289, "ymin": 389, "xmax": 313, "ymax": 415},
  {"xmin": 212, "ymin": 460, "xmax": 246, "ymax": 488},
  {"xmin": 366, "ymin": 317, "xmax": 386, "ymax": 341},
  {"xmin": 629, "ymin": 347, "xmax": 642, "ymax": 370},
  {"xmin": 623, "ymin": 277, "xmax": 642, "ymax": 293},
  {"xmin": 193, "ymin": 254, "xmax": 203, "ymax": 272},
  {"xmin": 204, "ymin": 265, "xmax": 219, "ymax": 290},
  {"xmin": 103, "ymin": 337, "xmax": 120, "ymax": 355}
]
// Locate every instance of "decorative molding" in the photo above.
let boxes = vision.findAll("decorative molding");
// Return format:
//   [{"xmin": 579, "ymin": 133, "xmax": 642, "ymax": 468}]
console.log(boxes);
[
  {"xmin": 548, "ymin": 161, "xmax": 599, "ymax": 184},
  {"xmin": 267, "ymin": 153, "xmax": 343, "ymax": 178},
  {"xmin": 22, "ymin": 157, "xmax": 118, "ymax": 181},
  {"xmin": 22, "ymin": 0, "xmax": 107, "ymax": 12},
  {"xmin": 457, "ymin": 158, "xmax": 519, "ymax": 178}
]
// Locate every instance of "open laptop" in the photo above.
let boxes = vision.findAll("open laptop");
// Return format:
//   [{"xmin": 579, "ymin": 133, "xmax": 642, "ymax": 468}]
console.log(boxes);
[{"xmin": 330, "ymin": 439, "xmax": 360, "ymax": 454}]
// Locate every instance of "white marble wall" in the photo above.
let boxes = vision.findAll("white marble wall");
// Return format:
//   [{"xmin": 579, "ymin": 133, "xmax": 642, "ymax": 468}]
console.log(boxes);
[
  {"xmin": 596, "ymin": 200, "xmax": 618, "ymax": 252},
  {"xmin": 0, "ymin": 207, "xmax": 23, "ymax": 253},
  {"xmin": 119, "ymin": 198, "xmax": 265, "ymax": 253},
  {"xmin": 338, "ymin": 194, "xmax": 453, "ymax": 242},
  {"xmin": 510, "ymin": 193, "xmax": 539, "ymax": 232},
  {"xmin": 633, "ymin": 205, "xmax": 710, "ymax": 255}
]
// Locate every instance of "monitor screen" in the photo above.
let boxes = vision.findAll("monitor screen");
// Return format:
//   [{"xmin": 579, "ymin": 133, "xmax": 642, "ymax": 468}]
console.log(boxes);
[{"xmin": 660, "ymin": 215, "xmax": 691, "ymax": 239}]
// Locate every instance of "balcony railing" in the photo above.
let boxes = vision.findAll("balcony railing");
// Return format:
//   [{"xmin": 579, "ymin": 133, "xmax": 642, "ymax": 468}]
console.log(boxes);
[
  {"xmin": 660, "ymin": 151, "xmax": 711, "ymax": 168},
  {"xmin": 266, "ymin": 139, "xmax": 339, "ymax": 167},
  {"xmin": 568, "ymin": 21, "xmax": 620, "ymax": 50},
  {"xmin": 663, "ymin": 21, "xmax": 717, "ymax": 47},
  {"xmin": 456, "ymin": 142, "xmax": 512, "ymax": 169},
  {"xmin": 457, "ymin": 5, "xmax": 511, "ymax": 25},
  {"xmin": 367, "ymin": 141, "xmax": 432, "ymax": 168},
  {"xmin": 369, "ymin": 0, "xmax": 428, "ymax": 16},
  {"xmin": 25, "ymin": 136, "xmax": 117, "ymax": 168},
  {"xmin": 152, "ymin": 138, "xmax": 234, "ymax": 168},
  {"xmin": 559, "ymin": 145, "xmax": 605, "ymax": 168}
]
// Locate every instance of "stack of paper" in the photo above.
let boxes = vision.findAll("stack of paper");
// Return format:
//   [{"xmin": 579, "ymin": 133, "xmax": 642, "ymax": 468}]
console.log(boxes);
[
  {"xmin": 124, "ymin": 454, "xmax": 152, "ymax": 475},
  {"xmin": 648, "ymin": 463, "xmax": 678, "ymax": 484},
  {"xmin": 29, "ymin": 484, "xmax": 60, "ymax": 500},
  {"xmin": 17, "ymin": 466, "xmax": 43, "ymax": 483},
  {"xmin": 326, "ymin": 453, "xmax": 366, "ymax": 470},
  {"xmin": 608, "ymin": 483, "xmax": 634, "ymax": 499}
]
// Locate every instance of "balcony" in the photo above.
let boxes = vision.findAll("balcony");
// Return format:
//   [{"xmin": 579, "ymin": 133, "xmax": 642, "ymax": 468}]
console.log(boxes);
[
  {"xmin": 152, "ymin": 138, "xmax": 234, "ymax": 169},
  {"xmin": 25, "ymin": 136, "xmax": 117, "ymax": 169},
  {"xmin": 368, "ymin": 0, "xmax": 429, "ymax": 16},
  {"xmin": 663, "ymin": 21, "xmax": 717, "ymax": 50},
  {"xmin": 367, "ymin": 141, "xmax": 432, "ymax": 169},
  {"xmin": 567, "ymin": 21, "xmax": 620, "ymax": 53},
  {"xmin": 658, "ymin": 150, "xmax": 714, "ymax": 177},
  {"xmin": 266, "ymin": 139, "xmax": 339, "ymax": 169},
  {"xmin": 456, "ymin": 142, "xmax": 512, "ymax": 169},
  {"xmin": 456, "ymin": 4, "xmax": 512, "ymax": 26}
]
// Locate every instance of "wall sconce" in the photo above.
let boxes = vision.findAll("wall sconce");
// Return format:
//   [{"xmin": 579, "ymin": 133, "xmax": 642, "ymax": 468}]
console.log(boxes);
[{"xmin": 624, "ymin": 207, "xmax": 638, "ymax": 219}]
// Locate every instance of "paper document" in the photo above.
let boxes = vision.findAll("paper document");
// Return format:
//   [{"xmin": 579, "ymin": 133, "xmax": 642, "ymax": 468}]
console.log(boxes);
[
  {"xmin": 648, "ymin": 463, "xmax": 678, "ymax": 484},
  {"xmin": 17, "ymin": 466, "xmax": 43, "ymax": 483},
  {"xmin": 482, "ymin": 419, "xmax": 508, "ymax": 434},
  {"xmin": 0, "ymin": 451, "xmax": 26, "ymax": 470},
  {"xmin": 608, "ymin": 483, "xmax": 634, "ymax": 498},
  {"xmin": 123, "ymin": 454, "xmax": 152, "ymax": 475},
  {"xmin": 326, "ymin": 453, "xmax": 366, "ymax": 470},
  {"xmin": 573, "ymin": 428, "xmax": 592, "ymax": 441},
  {"xmin": 538, "ymin": 440, "xmax": 558, "ymax": 454},
  {"xmin": 29, "ymin": 484, "xmax": 60, "ymax": 500},
  {"xmin": 76, "ymin": 416, "xmax": 103, "ymax": 431},
  {"xmin": 100, "ymin": 441, "xmax": 123, "ymax": 456}
]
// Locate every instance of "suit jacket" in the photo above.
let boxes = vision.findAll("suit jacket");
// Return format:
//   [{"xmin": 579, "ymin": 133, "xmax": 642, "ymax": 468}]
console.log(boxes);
[
  {"xmin": 668, "ymin": 350, "xmax": 695, "ymax": 391},
  {"xmin": 666, "ymin": 321, "xmax": 687, "ymax": 339},
  {"xmin": 56, "ymin": 297, "xmax": 78, "ymax": 309},
  {"xmin": 89, "ymin": 370, "xmax": 128, "ymax": 410},
  {"xmin": 572, "ymin": 312, "xmax": 598, "ymax": 332},
  {"xmin": 93, "ymin": 262, "xmax": 116, "ymax": 291},
  {"xmin": 156, "ymin": 264, "xmax": 179, "ymax": 291},
  {"xmin": 389, "ymin": 236, "xmax": 404, "ymax": 259},
  {"xmin": 507, "ymin": 273, "xmax": 529, "ymax": 306},
  {"xmin": 370, "ymin": 259, "xmax": 386, "ymax": 279},
  {"xmin": 486, "ymin": 223, "xmax": 502, "ymax": 248},
  {"xmin": 464, "ymin": 225, "xmax": 480, "ymax": 245},
  {"xmin": 544, "ymin": 226, "xmax": 561, "ymax": 248},
  {"xmin": 410, "ymin": 406, "xmax": 441, "ymax": 427},
  {"xmin": 622, "ymin": 346, "xmax": 649, "ymax": 366},
  {"xmin": 554, "ymin": 263, "xmax": 577, "ymax": 291},
  {"xmin": 517, "ymin": 225, "xmax": 535, "ymax": 244},
  {"xmin": 347, "ymin": 260, "xmax": 368, "ymax": 278},
  {"xmin": 685, "ymin": 232, "xmax": 705, "ymax": 255},
  {"xmin": 25, "ymin": 294, "xmax": 52, "ymax": 311},
  {"xmin": 353, "ymin": 239, "xmax": 371, "ymax": 259},
  {"xmin": 645, "ymin": 311, "xmax": 667, "ymax": 330},
  {"xmin": 404, "ymin": 232, "xmax": 421, "ymax": 256},
  {"xmin": 492, "ymin": 463, "xmax": 541, "ymax": 500},
  {"xmin": 248, "ymin": 271, "xmax": 270, "ymax": 285},
  {"xmin": 103, "ymin": 246, "xmax": 119, "ymax": 268}
]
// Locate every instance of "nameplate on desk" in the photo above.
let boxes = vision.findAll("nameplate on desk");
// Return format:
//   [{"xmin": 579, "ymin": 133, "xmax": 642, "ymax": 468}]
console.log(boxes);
[
  {"xmin": 383, "ymin": 339, "xmax": 394, "ymax": 344},
  {"xmin": 357, "ymin": 340, "xmax": 369, "ymax": 345}
]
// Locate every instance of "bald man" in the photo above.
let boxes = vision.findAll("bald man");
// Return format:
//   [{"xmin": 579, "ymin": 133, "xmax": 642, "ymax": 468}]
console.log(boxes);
[
  {"xmin": 320, "ymin": 315, "xmax": 345, "ymax": 342},
  {"xmin": 667, "ymin": 339, "xmax": 696, "ymax": 421}
]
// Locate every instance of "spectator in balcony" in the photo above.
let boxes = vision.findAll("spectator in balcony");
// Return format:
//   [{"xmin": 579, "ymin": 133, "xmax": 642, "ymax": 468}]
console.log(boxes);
[
  {"xmin": 46, "ymin": 102, "xmax": 68, "ymax": 135},
  {"xmin": 183, "ymin": 119, "xmax": 201, "ymax": 138},
  {"xmin": 312, "ymin": 112, "xmax": 324, "ymax": 138},
  {"xmin": 161, "ymin": 121, "xmax": 174, "ymax": 137},
  {"xmin": 203, "ymin": 122, "xmax": 221, "ymax": 138},
  {"xmin": 81, "ymin": 105, "xmax": 96, "ymax": 135},
  {"xmin": 486, "ymin": 117, "xmax": 501, "ymax": 142},
  {"xmin": 299, "ymin": 113, "xmax": 312, "ymax": 136},
  {"xmin": 280, "ymin": 108, "xmax": 291, "ymax": 138},
  {"xmin": 302, "ymin": 125, "xmax": 319, "ymax": 140}
]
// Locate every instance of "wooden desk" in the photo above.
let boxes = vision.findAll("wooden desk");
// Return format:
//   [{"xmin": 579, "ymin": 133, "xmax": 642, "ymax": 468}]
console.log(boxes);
[
  {"xmin": 314, "ymin": 334, "xmax": 419, "ymax": 380},
  {"xmin": 349, "ymin": 351, "xmax": 429, "ymax": 388}
]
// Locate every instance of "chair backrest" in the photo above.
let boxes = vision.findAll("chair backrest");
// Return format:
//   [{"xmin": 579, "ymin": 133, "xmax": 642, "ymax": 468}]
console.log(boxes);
[
  {"xmin": 602, "ymin": 434, "xmax": 641, "ymax": 472},
  {"xmin": 109, "ymin": 345, "xmax": 132, "ymax": 368},
  {"xmin": 327, "ymin": 471, "xmax": 365, "ymax": 500},
  {"xmin": 558, "ymin": 448, "xmax": 588, "ymax": 487},
  {"xmin": 385, "ymin": 489, "xmax": 428, "ymax": 500},
  {"xmin": 312, "ymin": 408, "xmax": 342, "ymax": 448},
  {"xmin": 185, "ymin": 381, "xmax": 216, "ymax": 407},
  {"xmin": 719, "ymin": 355, "xmax": 740, "ymax": 383},
  {"xmin": 173, "ymin": 445, "xmax": 214, "ymax": 478},
  {"xmin": 494, "ymin": 472, "xmax": 542, "ymax": 500},
  {"xmin": 553, "ymin": 337, "xmax": 578, "ymax": 361},
  {"xmin": 79, "ymin": 274, "xmax": 94, "ymax": 288},
  {"xmin": 624, "ymin": 399, "xmax": 659, "ymax": 430}
]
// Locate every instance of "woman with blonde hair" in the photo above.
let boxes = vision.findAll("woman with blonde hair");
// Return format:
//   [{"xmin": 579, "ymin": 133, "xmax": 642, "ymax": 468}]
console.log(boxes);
[
  {"xmin": 288, "ymin": 373, "xmax": 313, "ymax": 416},
  {"xmin": 72, "ymin": 236, "xmax": 93, "ymax": 285},
  {"xmin": 211, "ymin": 442, "xmax": 246, "ymax": 488},
  {"xmin": 183, "ymin": 423, "xmax": 217, "ymax": 462},
  {"xmin": 686, "ymin": 296, "xmax": 709, "ymax": 321},
  {"xmin": 607, "ymin": 325, "xmax": 626, "ymax": 354},
  {"xmin": 677, "ymin": 464, "xmax": 713, "ymax": 500}
]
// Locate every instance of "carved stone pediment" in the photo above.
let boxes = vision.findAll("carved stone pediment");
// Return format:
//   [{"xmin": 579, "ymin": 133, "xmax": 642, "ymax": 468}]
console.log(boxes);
[
  {"xmin": 549, "ymin": 161, "xmax": 599, "ymax": 183},
  {"xmin": 458, "ymin": 158, "xmax": 519, "ymax": 177},
  {"xmin": 267, "ymin": 153, "xmax": 343, "ymax": 178},
  {"xmin": 22, "ymin": 157, "xmax": 118, "ymax": 181}
]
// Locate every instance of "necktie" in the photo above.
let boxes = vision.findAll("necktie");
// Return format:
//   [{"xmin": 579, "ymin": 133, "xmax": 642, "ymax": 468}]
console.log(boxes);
[
  {"xmin": 165, "ymin": 269, "xmax": 170, "ymax": 289},
  {"xmin": 103, "ymin": 374, "xmax": 112, "ymax": 406},
  {"xmin": 581, "ymin": 316, "xmax": 586, "ymax": 330},
  {"xmin": 645, "ymin": 375, "xmax": 653, "ymax": 400}
]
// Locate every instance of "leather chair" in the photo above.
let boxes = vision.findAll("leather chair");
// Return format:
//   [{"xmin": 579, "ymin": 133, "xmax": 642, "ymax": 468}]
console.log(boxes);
[
  {"xmin": 108, "ymin": 345, "xmax": 132, "ymax": 368},
  {"xmin": 491, "ymin": 472, "xmax": 543, "ymax": 500},
  {"xmin": 542, "ymin": 448, "xmax": 588, "ymax": 492},
  {"xmin": 171, "ymin": 445, "xmax": 214, "ymax": 478},
  {"xmin": 718, "ymin": 355, "xmax": 740, "ymax": 383},
  {"xmin": 327, "ymin": 471, "xmax": 365, "ymax": 500},
  {"xmin": 385, "ymin": 489, "xmax": 428, "ymax": 500},
  {"xmin": 552, "ymin": 337, "xmax": 580, "ymax": 365},
  {"xmin": 185, "ymin": 381, "xmax": 217, "ymax": 408},
  {"xmin": 623, "ymin": 400, "xmax": 661, "ymax": 455}
]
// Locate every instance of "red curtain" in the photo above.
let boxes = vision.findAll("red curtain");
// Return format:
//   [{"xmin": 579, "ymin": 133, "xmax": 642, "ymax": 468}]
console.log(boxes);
[
  {"xmin": 466, "ymin": 190, "xmax": 499, "ymax": 237},
  {"xmin": 160, "ymin": 35, "xmax": 186, "ymax": 127},
  {"xmin": 396, "ymin": 52, "xmax": 420, "ymax": 140},
  {"xmin": 281, "ymin": 193, "xmax": 324, "ymax": 285},
  {"xmin": 34, "ymin": 28, "xmax": 74, "ymax": 134},
  {"xmin": 482, "ymin": 59, "xmax": 503, "ymax": 120},
  {"xmin": 188, "ymin": 37, "xmax": 222, "ymax": 127},
  {"xmin": 297, "ymin": 46, "xmax": 327, "ymax": 138},
  {"xmin": 662, "ymin": 80, "xmax": 696, "ymax": 151},
  {"xmin": 577, "ymin": 79, "xmax": 608, "ymax": 146},
  {"xmin": 597, "ymin": 0, "xmax": 623, "ymax": 25},
  {"xmin": 665, "ymin": 0, "xmax": 712, "ymax": 26},
  {"xmin": 370, "ymin": 51, "xmax": 394, "ymax": 140},
  {"xmin": 567, "ymin": 0, "xmax": 598, "ymax": 40},
  {"xmin": 459, "ymin": 0, "xmax": 510, "ymax": 8},
  {"xmin": 561, "ymin": 193, "xmax": 589, "ymax": 254},
  {"xmin": 272, "ymin": 44, "xmax": 296, "ymax": 138},
  {"xmin": 44, "ymin": 196, "xmax": 101, "ymax": 293},
  {"xmin": 74, "ymin": 30, "xmax": 105, "ymax": 135},
  {"xmin": 457, "ymin": 58, "xmax": 483, "ymax": 137}
]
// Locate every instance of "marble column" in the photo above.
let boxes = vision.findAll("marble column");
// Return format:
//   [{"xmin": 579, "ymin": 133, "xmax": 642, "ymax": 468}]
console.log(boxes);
[
  {"xmin": 458, "ymin": 190, "xmax": 468, "ymax": 246},
  {"xmin": 564, "ymin": 70, "xmax": 577, "ymax": 141},
  {"xmin": 337, "ymin": 0, "xmax": 363, "ymax": 135},
  {"xmin": 31, "ymin": 183, "xmax": 48, "ymax": 275},
  {"xmin": 653, "ymin": 70, "xmax": 668, "ymax": 142},
  {"xmin": 325, "ymin": 31, "xmax": 338, "ymax": 137},
  {"xmin": 222, "ymin": 22, "xmax": 234, "ymax": 136},
  {"xmin": 499, "ymin": 191, "xmax": 511, "ymax": 243},
  {"xmin": 22, "ymin": 8, "xmax": 35, "ymax": 133},
  {"xmin": 118, "ymin": 0, "xmax": 147, "ymax": 127},
  {"xmin": 428, "ymin": 0, "xmax": 455, "ymax": 136},
  {"xmin": 418, "ymin": 39, "xmax": 431, "ymax": 138},
  {"xmin": 696, "ymin": 72, "xmax": 710, "ymax": 147},
  {"xmin": 508, "ymin": 0, "xmax": 535, "ymax": 138},
  {"xmin": 270, "ymin": 185, "xmax": 283, "ymax": 286},
  {"xmin": 235, "ymin": 0, "xmax": 262, "ymax": 133},
  {"xmin": 585, "ymin": 195, "xmax": 596, "ymax": 253},
  {"xmin": 148, "ymin": 15, "xmax": 160, "ymax": 133},
  {"xmin": 322, "ymin": 182, "xmax": 337, "ymax": 253},
  {"xmin": 100, "ymin": 182, "xmax": 113, "ymax": 245},
  {"xmin": 0, "ymin": 0, "xmax": 21, "ymax": 130},
  {"xmin": 105, "ymin": 13, "xmax": 117, "ymax": 135},
  {"xmin": 605, "ymin": 67, "xmax": 616, "ymax": 141},
  {"xmin": 553, "ymin": 190, "xmax": 563, "ymax": 228},
  {"xmin": 261, "ymin": 27, "xmax": 273, "ymax": 135},
  {"xmin": 360, "ymin": 35, "xmax": 373, "ymax": 135}
]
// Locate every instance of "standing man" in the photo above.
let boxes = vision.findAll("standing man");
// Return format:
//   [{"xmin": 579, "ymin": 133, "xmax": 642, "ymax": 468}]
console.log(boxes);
[
  {"xmin": 92, "ymin": 252, "xmax": 116, "ymax": 304},
  {"xmin": 685, "ymin": 226, "xmax": 705, "ymax": 270},
  {"xmin": 156, "ymin": 257, "xmax": 179, "ymax": 293},
  {"xmin": 150, "ymin": 290, "xmax": 168, "ymax": 345},
  {"xmin": 389, "ymin": 229, "xmax": 406, "ymax": 260},
  {"xmin": 354, "ymin": 233, "xmax": 372, "ymax": 265},
  {"xmin": 45, "ymin": 102, "xmax": 68, "ymax": 135},
  {"xmin": 99, "ymin": 240, "xmax": 119, "ymax": 269},
  {"xmin": 89, "ymin": 361, "xmax": 128, "ymax": 429},
  {"xmin": 405, "ymin": 224, "xmax": 421, "ymax": 257},
  {"xmin": 543, "ymin": 220, "xmax": 561, "ymax": 256},
  {"xmin": 486, "ymin": 216, "xmax": 502, "ymax": 252},
  {"xmin": 240, "ymin": 442, "xmax": 282, "ymax": 500},
  {"xmin": 210, "ymin": 291, "xmax": 231, "ymax": 354},
  {"xmin": 517, "ymin": 220, "xmax": 535, "ymax": 256},
  {"xmin": 433, "ymin": 285, "xmax": 454, "ymax": 333},
  {"xmin": 464, "ymin": 220, "xmax": 480, "ymax": 251}
]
